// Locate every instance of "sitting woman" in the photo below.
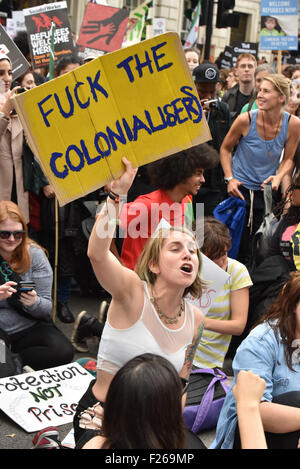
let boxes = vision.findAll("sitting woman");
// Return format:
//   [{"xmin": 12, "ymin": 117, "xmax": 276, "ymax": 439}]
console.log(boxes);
[
  {"xmin": 211, "ymin": 271, "xmax": 300, "ymax": 449},
  {"xmin": 73, "ymin": 157, "xmax": 206, "ymax": 448},
  {"xmin": 193, "ymin": 217, "xmax": 252, "ymax": 369},
  {"xmin": 81, "ymin": 353, "xmax": 191, "ymax": 449},
  {"xmin": 0, "ymin": 201, "xmax": 74, "ymax": 377}
]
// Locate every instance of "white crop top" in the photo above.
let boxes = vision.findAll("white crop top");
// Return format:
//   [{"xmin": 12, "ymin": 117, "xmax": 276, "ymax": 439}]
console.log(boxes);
[{"xmin": 97, "ymin": 282, "xmax": 194, "ymax": 375}]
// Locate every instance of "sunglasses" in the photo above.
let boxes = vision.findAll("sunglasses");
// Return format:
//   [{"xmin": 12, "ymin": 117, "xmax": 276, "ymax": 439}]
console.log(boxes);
[
  {"xmin": 181, "ymin": 377, "xmax": 189, "ymax": 395},
  {"xmin": 294, "ymin": 186, "xmax": 300, "ymax": 190},
  {"xmin": 0, "ymin": 230, "xmax": 25, "ymax": 240}
]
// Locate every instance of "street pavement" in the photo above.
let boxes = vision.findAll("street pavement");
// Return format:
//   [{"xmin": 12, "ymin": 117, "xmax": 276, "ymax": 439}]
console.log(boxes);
[{"xmin": 0, "ymin": 287, "xmax": 217, "ymax": 450}]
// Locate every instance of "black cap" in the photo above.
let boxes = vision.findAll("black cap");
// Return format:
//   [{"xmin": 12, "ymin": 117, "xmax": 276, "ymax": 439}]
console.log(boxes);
[{"xmin": 193, "ymin": 63, "xmax": 220, "ymax": 83}]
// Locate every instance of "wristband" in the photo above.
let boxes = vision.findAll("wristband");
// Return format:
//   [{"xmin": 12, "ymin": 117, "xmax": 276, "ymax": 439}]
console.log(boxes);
[
  {"xmin": 108, "ymin": 191, "xmax": 126, "ymax": 204},
  {"xmin": 224, "ymin": 176, "xmax": 234, "ymax": 184}
]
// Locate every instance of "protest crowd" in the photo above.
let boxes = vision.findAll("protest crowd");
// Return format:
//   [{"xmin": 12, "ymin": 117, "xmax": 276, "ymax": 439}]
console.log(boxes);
[{"xmin": 0, "ymin": 0, "xmax": 300, "ymax": 452}]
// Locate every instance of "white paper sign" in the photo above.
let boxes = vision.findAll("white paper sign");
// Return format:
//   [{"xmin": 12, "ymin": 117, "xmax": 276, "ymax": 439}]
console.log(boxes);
[
  {"xmin": 0, "ymin": 362, "xmax": 94, "ymax": 432},
  {"xmin": 188, "ymin": 253, "xmax": 229, "ymax": 315}
]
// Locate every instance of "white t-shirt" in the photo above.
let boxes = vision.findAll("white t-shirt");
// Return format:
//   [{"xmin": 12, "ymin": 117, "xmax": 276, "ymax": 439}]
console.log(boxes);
[{"xmin": 193, "ymin": 258, "xmax": 252, "ymax": 369}]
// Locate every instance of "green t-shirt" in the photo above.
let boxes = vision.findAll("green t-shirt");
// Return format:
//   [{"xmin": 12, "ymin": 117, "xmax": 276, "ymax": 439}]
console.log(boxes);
[{"xmin": 240, "ymin": 99, "xmax": 258, "ymax": 114}]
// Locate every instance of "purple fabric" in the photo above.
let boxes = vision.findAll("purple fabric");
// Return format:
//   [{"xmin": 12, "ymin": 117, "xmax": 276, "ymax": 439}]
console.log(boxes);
[{"xmin": 183, "ymin": 368, "xmax": 229, "ymax": 433}]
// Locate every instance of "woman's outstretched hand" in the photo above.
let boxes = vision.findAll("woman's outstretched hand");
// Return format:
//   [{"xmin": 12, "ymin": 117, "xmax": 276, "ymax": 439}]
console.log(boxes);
[{"xmin": 110, "ymin": 157, "xmax": 138, "ymax": 196}]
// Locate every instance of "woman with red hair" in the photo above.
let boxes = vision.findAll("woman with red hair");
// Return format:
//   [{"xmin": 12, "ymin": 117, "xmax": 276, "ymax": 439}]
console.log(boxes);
[{"xmin": 0, "ymin": 200, "xmax": 73, "ymax": 377}]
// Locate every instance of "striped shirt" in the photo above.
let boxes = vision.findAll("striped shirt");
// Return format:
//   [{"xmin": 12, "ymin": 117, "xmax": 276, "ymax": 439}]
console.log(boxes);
[{"xmin": 193, "ymin": 258, "xmax": 252, "ymax": 369}]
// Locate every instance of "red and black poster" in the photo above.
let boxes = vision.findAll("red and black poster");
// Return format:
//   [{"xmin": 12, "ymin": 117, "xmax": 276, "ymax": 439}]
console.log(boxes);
[
  {"xmin": 23, "ymin": 1, "xmax": 75, "ymax": 69},
  {"xmin": 77, "ymin": 3, "xmax": 129, "ymax": 53}
]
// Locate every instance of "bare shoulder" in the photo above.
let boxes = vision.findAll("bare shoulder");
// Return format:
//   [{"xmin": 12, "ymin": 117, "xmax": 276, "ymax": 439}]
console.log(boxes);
[
  {"xmin": 227, "ymin": 112, "xmax": 250, "ymax": 137},
  {"xmin": 288, "ymin": 114, "xmax": 300, "ymax": 129},
  {"xmin": 235, "ymin": 111, "xmax": 251, "ymax": 129},
  {"xmin": 192, "ymin": 304, "xmax": 205, "ymax": 331}
]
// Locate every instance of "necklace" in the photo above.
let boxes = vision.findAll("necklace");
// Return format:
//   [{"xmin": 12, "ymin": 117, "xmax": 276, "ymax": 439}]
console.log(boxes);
[
  {"xmin": 150, "ymin": 286, "xmax": 184, "ymax": 325},
  {"xmin": 261, "ymin": 111, "xmax": 282, "ymax": 157}
]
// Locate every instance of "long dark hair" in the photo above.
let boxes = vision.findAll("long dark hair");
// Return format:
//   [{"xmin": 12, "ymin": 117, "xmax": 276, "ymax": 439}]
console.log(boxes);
[
  {"xmin": 101, "ymin": 354, "xmax": 186, "ymax": 449},
  {"xmin": 258, "ymin": 272, "xmax": 300, "ymax": 371},
  {"xmin": 274, "ymin": 171, "xmax": 300, "ymax": 224}
]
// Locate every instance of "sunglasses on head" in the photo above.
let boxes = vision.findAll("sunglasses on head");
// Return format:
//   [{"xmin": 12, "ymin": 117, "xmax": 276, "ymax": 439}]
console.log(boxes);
[
  {"xmin": 0, "ymin": 230, "xmax": 25, "ymax": 240},
  {"xmin": 181, "ymin": 377, "xmax": 189, "ymax": 395}
]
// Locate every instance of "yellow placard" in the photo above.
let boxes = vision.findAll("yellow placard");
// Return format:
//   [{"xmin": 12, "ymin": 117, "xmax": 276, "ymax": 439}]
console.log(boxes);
[{"xmin": 14, "ymin": 32, "xmax": 211, "ymax": 206}]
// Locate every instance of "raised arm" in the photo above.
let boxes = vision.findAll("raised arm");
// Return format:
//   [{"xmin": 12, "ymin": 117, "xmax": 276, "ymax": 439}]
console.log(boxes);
[{"xmin": 87, "ymin": 157, "xmax": 138, "ymax": 300}]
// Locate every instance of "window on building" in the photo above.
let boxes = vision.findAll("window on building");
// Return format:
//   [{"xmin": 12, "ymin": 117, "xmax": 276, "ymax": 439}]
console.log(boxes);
[
  {"xmin": 230, "ymin": 12, "xmax": 248, "ymax": 43},
  {"xmin": 124, "ymin": 0, "xmax": 140, "ymax": 8},
  {"xmin": 181, "ymin": 0, "xmax": 190, "ymax": 43}
]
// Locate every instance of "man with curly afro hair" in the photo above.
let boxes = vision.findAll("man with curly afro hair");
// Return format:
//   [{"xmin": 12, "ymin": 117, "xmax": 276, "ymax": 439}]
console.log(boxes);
[{"xmin": 119, "ymin": 143, "xmax": 219, "ymax": 271}]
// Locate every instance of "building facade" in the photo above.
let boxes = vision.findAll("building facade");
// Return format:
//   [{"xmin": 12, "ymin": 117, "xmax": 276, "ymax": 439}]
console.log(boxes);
[{"xmin": 66, "ymin": 0, "xmax": 299, "ymax": 62}]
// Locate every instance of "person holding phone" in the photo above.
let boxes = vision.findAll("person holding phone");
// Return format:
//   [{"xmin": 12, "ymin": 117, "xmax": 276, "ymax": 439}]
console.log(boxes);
[{"xmin": 0, "ymin": 200, "xmax": 74, "ymax": 377}]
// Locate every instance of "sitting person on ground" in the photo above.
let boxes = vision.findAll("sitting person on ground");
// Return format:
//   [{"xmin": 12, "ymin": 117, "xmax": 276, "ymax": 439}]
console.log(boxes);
[
  {"xmin": 193, "ymin": 217, "xmax": 252, "ymax": 370},
  {"xmin": 73, "ymin": 157, "xmax": 207, "ymax": 448},
  {"xmin": 211, "ymin": 271, "xmax": 300, "ymax": 449},
  {"xmin": 71, "ymin": 143, "xmax": 219, "ymax": 352},
  {"xmin": 80, "ymin": 353, "xmax": 206, "ymax": 449},
  {"xmin": 0, "ymin": 201, "xmax": 74, "ymax": 377}
]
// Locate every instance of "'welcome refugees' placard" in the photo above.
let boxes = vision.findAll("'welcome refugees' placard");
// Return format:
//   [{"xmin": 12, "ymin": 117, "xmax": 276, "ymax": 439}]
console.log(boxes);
[{"xmin": 14, "ymin": 32, "xmax": 211, "ymax": 206}]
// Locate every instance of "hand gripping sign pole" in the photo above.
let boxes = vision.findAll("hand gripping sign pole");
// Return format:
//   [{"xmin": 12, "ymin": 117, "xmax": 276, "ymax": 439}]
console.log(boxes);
[{"xmin": 49, "ymin": 21, "xmax": 58, "ymax": 322}]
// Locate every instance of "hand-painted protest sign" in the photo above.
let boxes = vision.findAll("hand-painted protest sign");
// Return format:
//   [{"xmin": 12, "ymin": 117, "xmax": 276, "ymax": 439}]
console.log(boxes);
[
  {"xmin": 188, "ymin": 253, "xmax": 229, "ymax": 315},
  {"xmin": 23, "ymin": 1, "xmax": 75, "ymax": 69},
  {"xmin": 14, "ymin": 33, "xmax": 211, "ymax": 206},
  {"xmin": 77, "ymin": 3, "xmax": 129, "ymax": 53},
  {"xmin": 0, "ymin": 24, "xmax": 30, "ymax": 80},
  {"xmin": 260, "ymin": 0, "xmax": 298, "ymax": 50},
  {"xmin": 122, "ymin": 0, "xmax": 151, "ymax": 47},
  {"xmin": 0, "ymin": 362, "xmax": 94, "ymax": 432}
]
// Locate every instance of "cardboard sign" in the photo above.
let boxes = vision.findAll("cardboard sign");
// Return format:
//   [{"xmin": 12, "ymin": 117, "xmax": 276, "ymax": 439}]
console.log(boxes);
[
  {"xmin": 188, "ymin": 253, "xmax": 229, "ymax": 315},
  {"xmin": 0, "ymin": 24, "xmax": 30, "ymax": 80},
  {"xmin": 0, "ymin": 362, "xmax": 94, "ymax": 432},
  {"xmin": 220, "ymin": 45, "xmax": 234, "ymax": 69},
  {"xmin": 232, "ymin": 41, "xmax": 258, "ymax": 58},
  {"xmin": 23, "ymin": 1, "xmax": 75, "ymax": 69},
  {"xmin": 77, "ymin": 3, "xmax": 129, "ymax": 53},
  {"xmin": 122, "ymin": 0, "xmax": 150, "ymax": 48},
  {"xmin": 14, "ymin": 32, "xmax": 211, "ymax": 206},
  {"xmin": 260, "ymin": 0, "xmax": 298, "ymax": 50}
]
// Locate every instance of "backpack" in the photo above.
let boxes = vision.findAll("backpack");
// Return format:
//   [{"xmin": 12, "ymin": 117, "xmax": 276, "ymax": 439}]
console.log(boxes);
[{"xmin": 213, "ymin": 196, "xmax": 246, "ymax": 259}]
